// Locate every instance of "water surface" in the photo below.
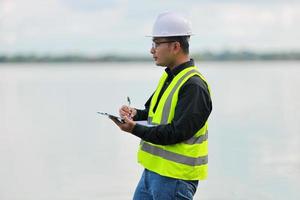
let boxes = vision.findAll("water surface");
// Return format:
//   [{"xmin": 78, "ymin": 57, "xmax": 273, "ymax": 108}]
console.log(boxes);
[{"xmin": 0, "ymin": 61, "xmax": 299, "ymax": 200}]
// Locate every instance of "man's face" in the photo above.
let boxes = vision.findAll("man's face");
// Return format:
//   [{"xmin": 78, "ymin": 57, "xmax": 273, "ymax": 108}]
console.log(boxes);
[{"xmin": 150, "ymin": 37, "xmax": 177, "ymax": 67}]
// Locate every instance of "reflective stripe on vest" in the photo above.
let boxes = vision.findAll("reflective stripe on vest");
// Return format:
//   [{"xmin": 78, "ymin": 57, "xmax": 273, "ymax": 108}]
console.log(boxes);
[
  {"xmin": 183, "ymin": 130, "xmax": 208, "ymax": 144},
  {"xmin": 141, "ymin": 142, "xmax": 208, "ymax": 166},
  {"xmin": 143, "ymin": 124, "xmax": 208, "ymax": 144}
]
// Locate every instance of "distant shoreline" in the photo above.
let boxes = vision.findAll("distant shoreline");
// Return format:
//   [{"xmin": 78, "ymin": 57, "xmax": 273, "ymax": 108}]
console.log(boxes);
[{"xmin": 1, "ymin": 51, "xmax": 300, "ymax": 63}]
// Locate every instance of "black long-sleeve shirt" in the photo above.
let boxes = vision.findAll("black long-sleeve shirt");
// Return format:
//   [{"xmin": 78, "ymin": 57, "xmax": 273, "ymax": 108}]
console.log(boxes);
[{"xmin": 132, "ymin": 59, "xmax": 212, "ymax": 145}]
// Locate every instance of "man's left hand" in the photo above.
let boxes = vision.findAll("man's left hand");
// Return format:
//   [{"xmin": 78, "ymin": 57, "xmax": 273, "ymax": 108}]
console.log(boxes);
[{"xmin": 109, "ymin": 115, "xmax": 136, "ymax": 133}]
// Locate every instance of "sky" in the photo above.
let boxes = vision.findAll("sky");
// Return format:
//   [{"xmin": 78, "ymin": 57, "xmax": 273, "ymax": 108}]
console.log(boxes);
[{"xmin": 0, "ymin": 0, "xmax": 300, "ymax": 55}]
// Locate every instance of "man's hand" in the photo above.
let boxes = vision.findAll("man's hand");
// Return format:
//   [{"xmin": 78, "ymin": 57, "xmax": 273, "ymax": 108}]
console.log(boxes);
[
  {"xmin": 109, "ymin": 115, "xmax": 136, "ymax": 133},
  {"xmin": 119, "ymin": 105, "xmax": 137, "ymax": 119}
]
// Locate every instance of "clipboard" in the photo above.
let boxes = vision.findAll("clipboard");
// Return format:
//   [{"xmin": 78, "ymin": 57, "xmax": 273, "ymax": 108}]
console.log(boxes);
[{"xmin": 97, "ymin": 112, "xmax": 125, "ymax": 123}]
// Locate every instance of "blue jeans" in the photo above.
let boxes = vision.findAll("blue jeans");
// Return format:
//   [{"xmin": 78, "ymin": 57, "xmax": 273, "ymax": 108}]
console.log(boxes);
[{"xmin": 133, "ymin": 169, "xmax": 198, "ymax": 200}]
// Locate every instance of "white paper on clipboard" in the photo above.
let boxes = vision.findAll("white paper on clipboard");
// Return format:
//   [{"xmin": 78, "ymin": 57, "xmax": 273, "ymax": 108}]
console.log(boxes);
[{"xmin": 135, "ymin": 121, "xmax": 157, "ymax": 127}]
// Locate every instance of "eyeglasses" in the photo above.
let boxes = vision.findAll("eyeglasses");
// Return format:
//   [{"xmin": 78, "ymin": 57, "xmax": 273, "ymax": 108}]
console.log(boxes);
[{"xmin": 152, "ymin": 41, "xmax": 177, "ymax": 49}]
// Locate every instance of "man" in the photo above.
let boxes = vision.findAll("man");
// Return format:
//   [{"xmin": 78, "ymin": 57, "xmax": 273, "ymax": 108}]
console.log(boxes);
[{"xmin": 110, "ymin": 11, "xmax": 212, "ymax": 200}]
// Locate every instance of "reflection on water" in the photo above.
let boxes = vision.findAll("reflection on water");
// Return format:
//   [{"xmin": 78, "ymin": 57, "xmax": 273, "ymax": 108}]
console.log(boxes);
[{"xmin": 0, "ymin": 62, "xmax": 300, "ymax": 200}]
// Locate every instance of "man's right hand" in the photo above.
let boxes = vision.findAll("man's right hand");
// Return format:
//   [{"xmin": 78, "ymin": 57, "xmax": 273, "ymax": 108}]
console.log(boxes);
[{"xmin": 119, "ymin": 105, "xmax": 137, "ymax": 119}]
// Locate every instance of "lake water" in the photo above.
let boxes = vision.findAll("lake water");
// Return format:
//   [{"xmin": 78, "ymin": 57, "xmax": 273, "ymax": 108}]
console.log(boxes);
[{"xmin": 0, "ymin": 61, "xmax": 300, "ymax": 200}]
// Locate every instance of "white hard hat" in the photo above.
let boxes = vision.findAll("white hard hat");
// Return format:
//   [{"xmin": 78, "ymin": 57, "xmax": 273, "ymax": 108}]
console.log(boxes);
[{"xmin": 147, "ymin": 11, "xmax": 193, "ymax": 37}]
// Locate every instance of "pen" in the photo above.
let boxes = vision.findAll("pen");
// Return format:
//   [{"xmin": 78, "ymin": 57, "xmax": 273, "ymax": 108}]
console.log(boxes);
[
  {"xmin": 127, "ymin": 96, "xmax": 132, "ymax": 118},
  {"xmin": 127, "ymin": 96, "xmax": 131, "ymax": 107}
]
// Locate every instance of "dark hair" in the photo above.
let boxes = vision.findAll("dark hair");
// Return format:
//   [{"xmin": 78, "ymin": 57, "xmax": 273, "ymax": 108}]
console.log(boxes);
[{"xmin": 166, "ymin": 36, "xmax": 190, "ymax": 54}]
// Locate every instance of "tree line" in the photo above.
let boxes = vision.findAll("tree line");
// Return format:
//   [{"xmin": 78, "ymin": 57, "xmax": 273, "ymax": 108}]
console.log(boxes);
[{"xmin": 1, "ymin": 51, "xmax": 300, "ymax": 63}]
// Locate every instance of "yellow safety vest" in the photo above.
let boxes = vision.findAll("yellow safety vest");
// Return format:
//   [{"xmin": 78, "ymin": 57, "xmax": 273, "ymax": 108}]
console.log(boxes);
[{"xmin": 137, "ymin": 66, "xmax": 211, "ymax": 180}]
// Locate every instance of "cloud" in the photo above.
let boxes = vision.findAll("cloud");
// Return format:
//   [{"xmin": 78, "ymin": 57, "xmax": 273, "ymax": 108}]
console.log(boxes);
[
  {"xmin": 0, "ymin": 0, "xmax": 133, "ymax": 53},
  {"xmin": 60, "ymin": 0, "xmax": 121, "ymax": 12},
  {"xmin": 189, "ymin": 2, "xmax": 300, "ymax": 51},
  {"xmin": 0, "ymin": 0, "xmax": 300, "ymax": 54}
]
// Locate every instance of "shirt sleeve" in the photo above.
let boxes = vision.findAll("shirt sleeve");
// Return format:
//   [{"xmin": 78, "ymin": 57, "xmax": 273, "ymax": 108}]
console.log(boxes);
[
  {"xmin": 131, "ymin": 76, "xmax": 212, "ymax": 145},
  {"xmin": 133, "ymin": 109, "xmax": 149, "ymax": 121}
]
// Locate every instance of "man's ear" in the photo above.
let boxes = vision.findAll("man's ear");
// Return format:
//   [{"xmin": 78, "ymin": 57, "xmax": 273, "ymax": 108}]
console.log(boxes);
[{"xmin": 173, "ymin": 41, "xmax": 181, "ymax": 55}]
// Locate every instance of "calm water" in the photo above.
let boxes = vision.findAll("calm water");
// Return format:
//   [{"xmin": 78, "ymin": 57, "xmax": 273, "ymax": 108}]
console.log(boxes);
[{"xmin": 0, "ymin": 61, "xmax": 300, "ymax": 200}]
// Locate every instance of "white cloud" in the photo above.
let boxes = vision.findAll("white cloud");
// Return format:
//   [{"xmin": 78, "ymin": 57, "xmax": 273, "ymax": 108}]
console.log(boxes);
[
  {"xmin": 0, "ymin": 0, "xmax": 133, "ymax": 53},
  {"xmin": 0, "ymin": 0, "xmax": 300, "ymax": 54},
  {"xmin": 189, "ymin": 2, "xmax": 300, "ymax": 51}
]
